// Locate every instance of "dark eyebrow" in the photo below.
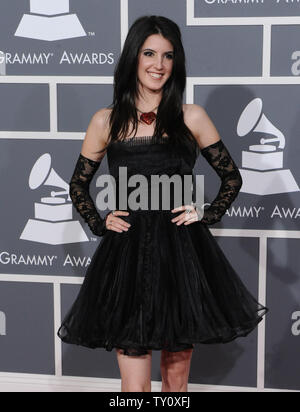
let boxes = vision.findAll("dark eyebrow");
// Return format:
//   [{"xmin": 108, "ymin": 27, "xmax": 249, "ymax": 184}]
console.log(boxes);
[{"xmin": 142, "ymin": 48, "xmax": 174, "ymax": 54}]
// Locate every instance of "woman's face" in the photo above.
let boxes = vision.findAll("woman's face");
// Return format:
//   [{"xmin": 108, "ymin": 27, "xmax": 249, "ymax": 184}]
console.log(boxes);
[{"xmin": 137, "ymin": 34, "xmax": 174, "ymax": 94}]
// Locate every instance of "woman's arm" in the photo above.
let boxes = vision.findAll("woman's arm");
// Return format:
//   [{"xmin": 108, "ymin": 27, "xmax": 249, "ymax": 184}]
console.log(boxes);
[
  {"xmin": 69, "ymin": 109, "xmax": 111, "ymax": 236},
  {"xmin": 186, "ymin": 105, "xmax": 243, "ymax": 225}
]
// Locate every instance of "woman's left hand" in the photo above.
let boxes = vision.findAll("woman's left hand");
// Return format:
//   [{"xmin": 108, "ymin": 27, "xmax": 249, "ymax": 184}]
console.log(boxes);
[{"xmin": 171, "ymin": 204, "xmax": 200, "ymax": 226}]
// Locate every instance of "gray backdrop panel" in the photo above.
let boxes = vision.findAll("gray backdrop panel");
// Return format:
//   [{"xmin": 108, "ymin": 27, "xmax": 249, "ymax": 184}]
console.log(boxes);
[
  {"xmin": 57, "ymin": 84, "xmax": 113, "ymax": 132},
  {"xmin": 0, "ymin": 282, "xmax": 54, "ymax": 374},
  {"xmin": 265, "ymin": 238, "xmax": 300, "ymax": 391},
  {"xmin": 271, "ymin": 25, "xmax": 300, "ymax": 76},
  {"xmin": 0, "ymin": 84, "xmax": 49, "ymax": 131}
]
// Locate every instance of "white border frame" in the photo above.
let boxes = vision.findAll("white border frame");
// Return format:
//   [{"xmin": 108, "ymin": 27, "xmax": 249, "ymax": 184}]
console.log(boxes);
[{"xmin": 0, "ymin": 0, "xmax": 299, "ymax": 392}]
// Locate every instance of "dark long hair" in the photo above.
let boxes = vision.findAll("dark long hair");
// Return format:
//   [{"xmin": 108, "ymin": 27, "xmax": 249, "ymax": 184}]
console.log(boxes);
[{"xmin": 102, "ymin": 15, "xmax": 198, "ymax": 158}]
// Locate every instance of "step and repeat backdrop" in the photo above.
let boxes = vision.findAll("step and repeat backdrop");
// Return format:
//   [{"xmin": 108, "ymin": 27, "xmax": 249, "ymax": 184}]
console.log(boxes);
[{"xmin": 0, "ymin": 0, "xmax": 299, "ymax": 391}]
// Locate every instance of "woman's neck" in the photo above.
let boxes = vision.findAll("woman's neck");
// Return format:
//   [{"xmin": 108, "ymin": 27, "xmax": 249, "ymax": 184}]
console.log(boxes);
[{"xmin": 135, "ymin": 90, "xmax": 162, "ymax": 113}]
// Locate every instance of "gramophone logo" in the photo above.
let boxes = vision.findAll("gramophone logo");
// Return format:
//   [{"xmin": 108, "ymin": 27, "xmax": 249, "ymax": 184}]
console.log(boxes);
[
  {"xmin": 0, "ymin": 311, "xmax": 6, "ymax": 336},
  {"xmin": 237, "ymin": 98, "xmax": 299, "ymax": 195},
  {"xmin": 15, "ymin": 0, "xmax": 86, "ymax": 42},
  {"xmin": 20, "ymin": 154, "xmax": 90, "ymax": 245}
]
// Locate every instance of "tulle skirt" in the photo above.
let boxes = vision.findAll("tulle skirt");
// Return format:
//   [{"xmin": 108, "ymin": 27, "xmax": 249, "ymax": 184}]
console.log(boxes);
[{"xmin": 57, "ymin": 210, "xmax": 268, "ymax": 356}]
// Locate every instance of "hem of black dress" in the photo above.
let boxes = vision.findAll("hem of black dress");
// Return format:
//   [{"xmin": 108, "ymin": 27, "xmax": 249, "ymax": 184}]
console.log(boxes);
[{"xmin": 57, "ymin": 307, "xmax": 268, "ymax": 356}]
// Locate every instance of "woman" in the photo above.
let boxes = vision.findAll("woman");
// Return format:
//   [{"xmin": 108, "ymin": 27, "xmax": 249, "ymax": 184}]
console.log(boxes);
[{"xmin": 58, "ymin": 15, "xmax": 268, "ymax": 392}]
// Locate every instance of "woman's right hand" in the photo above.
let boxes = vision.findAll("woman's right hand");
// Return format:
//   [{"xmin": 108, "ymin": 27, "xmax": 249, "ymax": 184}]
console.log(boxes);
[{"xmin": 105, "ymin": 210, "xmax": 131, "ymax": 233}]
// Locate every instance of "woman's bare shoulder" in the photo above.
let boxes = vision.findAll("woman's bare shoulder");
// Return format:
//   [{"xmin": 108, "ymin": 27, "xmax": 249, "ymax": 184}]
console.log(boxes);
[
  {"xmin": 80, "ymin": 108, "xmax": 112, "ymax": 162},
  {"xmin": 183, "ymin": 103, "xmax": 206, "ymax": 126},
  {"xmin": 92, "ymin": 107, "xmax": 112, "ymax": 126},
  {"xmin": 183, "ymin": 104, "xmax": 221, "ymax": 150}
]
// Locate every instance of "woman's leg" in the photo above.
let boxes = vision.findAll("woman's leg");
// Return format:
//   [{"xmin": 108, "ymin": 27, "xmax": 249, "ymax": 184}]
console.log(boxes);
[
  {"xmin": 160, "ymin": 347, "xmax": 194, "ymax": 392},
  {"xmin": 116, "ymin": 348, "xmax": 152, "ymax": 392}
]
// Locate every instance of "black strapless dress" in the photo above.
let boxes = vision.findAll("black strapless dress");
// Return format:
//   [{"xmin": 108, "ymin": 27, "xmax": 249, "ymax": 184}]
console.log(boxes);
[{"xmin": 57, "ymin": 135, "xmax": 268, "ymax": 356}]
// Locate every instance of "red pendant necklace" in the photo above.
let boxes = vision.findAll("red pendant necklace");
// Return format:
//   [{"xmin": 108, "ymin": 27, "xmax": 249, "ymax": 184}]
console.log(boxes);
[{"xmin": 136, "ymin": 105, "xmax": 158, "ymax": 125}]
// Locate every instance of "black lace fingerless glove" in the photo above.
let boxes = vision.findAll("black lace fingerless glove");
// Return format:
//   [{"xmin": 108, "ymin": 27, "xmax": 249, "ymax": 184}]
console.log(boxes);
[
  {"xmin": 199, "ymin": 139, "xmax": 243, "ymax": 225},
  {"xmin": 69, "ymin": 153, "xmax": 109, "ymax": 237}
]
